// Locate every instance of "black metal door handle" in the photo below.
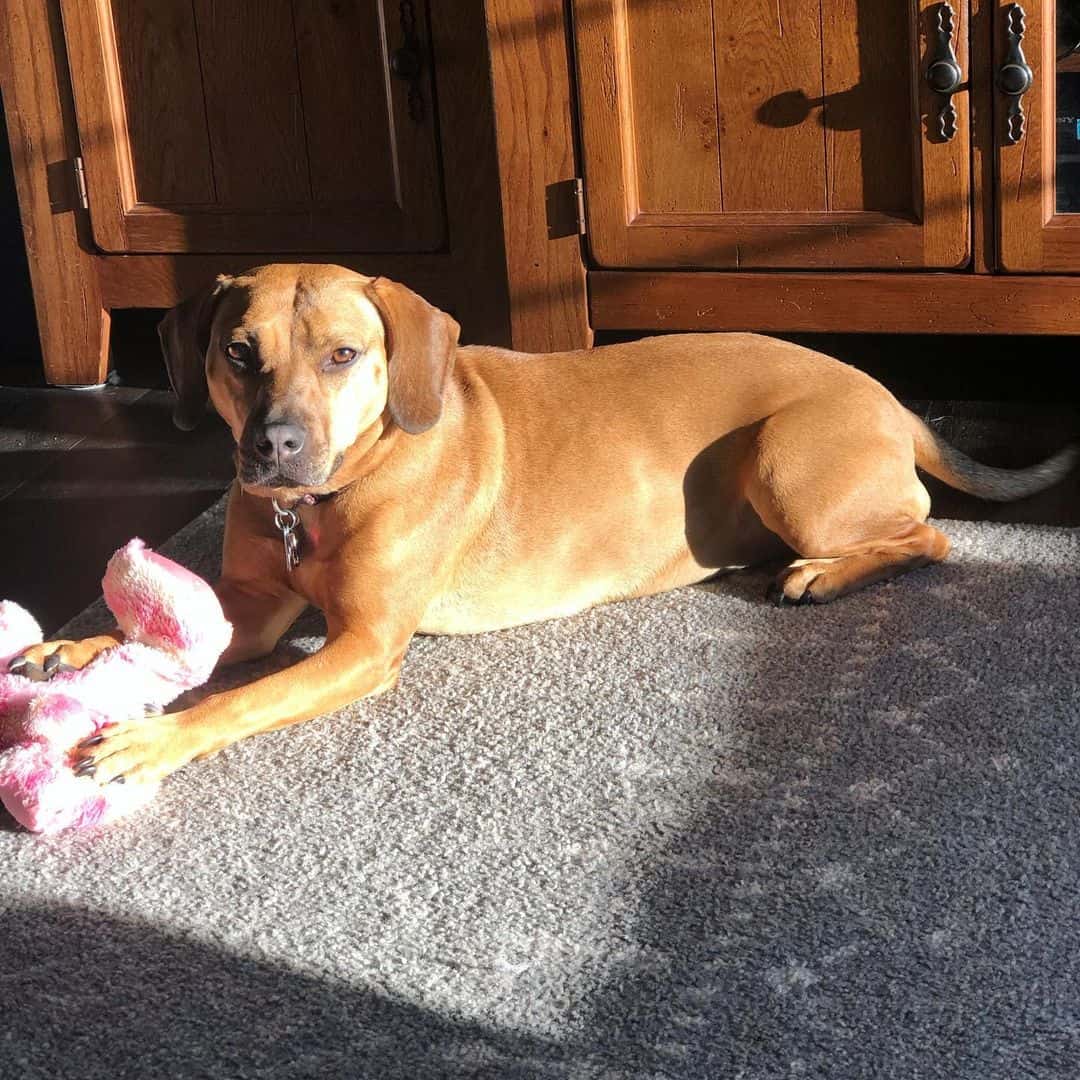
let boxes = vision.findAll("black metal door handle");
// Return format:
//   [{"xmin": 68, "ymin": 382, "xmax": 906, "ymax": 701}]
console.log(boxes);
[
  {"xmin": 926, "ymin": 3, "xmax": 963, "ymax": 140},
  {"xmin": 391, "ymin": 1, "xmax": 424, "ymax": 123},
  {"xmin": 998, "ymin": 4, "xmax": 1034, "ymax": 145}
]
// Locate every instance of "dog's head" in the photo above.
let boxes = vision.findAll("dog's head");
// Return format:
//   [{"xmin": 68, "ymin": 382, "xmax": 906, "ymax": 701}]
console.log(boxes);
[{"xmin": 158, "ymin": 264, "xmax": 460, "ymax": 495}]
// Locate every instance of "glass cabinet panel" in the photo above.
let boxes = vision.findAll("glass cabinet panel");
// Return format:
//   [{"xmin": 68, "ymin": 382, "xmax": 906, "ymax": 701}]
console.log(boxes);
[{"xmin": 1057, "ymin": 3, "xmax": 1080, "ymax": 210}]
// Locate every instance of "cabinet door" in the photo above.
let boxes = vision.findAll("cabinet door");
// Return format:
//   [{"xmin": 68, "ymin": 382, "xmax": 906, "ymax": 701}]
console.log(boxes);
[
  {"xmin": 572, "ymin": 0, "xmax": 971, "ymax": 269},
  {"xmin": 997, "ymin": 0, "xmax": 1080, "ymax": 270},
  {"xmin": 59, "ymin": 0, "xmax": 444, "ymax": 253}
]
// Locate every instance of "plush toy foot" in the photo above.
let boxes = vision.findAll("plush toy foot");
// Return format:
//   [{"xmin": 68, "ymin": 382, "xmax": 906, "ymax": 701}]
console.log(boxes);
[{"xmin": 72, "ymin": 712, "xmax": 203, "ymax": 786}]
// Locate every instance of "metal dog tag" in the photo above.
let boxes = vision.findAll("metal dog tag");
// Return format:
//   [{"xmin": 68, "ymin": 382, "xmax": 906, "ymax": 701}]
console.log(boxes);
[{"xmin": 272, "ymin": 500, "xmax": 302, "ymax": 573}]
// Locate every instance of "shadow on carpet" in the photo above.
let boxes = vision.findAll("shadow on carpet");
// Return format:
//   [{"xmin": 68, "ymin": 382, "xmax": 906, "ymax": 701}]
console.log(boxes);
[{"xmin": 2, "ymin": 500, "xmax": 1078, "ymax": 1079}]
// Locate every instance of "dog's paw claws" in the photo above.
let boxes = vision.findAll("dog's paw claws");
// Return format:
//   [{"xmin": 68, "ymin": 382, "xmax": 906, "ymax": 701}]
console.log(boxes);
[{"xmin": 767, "ymin": 581, "xmax": 816, "ymax": 607}]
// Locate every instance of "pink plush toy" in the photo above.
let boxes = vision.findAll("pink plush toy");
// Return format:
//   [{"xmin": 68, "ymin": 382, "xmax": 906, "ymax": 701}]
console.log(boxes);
[{"xmin": 0, "ymin": 539, "xmax": 231, "ymax": 832}]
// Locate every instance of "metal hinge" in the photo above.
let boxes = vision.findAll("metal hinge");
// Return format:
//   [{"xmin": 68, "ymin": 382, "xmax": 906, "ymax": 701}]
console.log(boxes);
[
  {"xmin": 73, "ymin": 155, "xmax": 89, "ymax": 210},
  {"xmin": 545, "ymin": 177, "xmax": 586, "ymax": 239},
  {"xmin": 46, "ymin": 155, "xmax": 90, "ymax": 214}
]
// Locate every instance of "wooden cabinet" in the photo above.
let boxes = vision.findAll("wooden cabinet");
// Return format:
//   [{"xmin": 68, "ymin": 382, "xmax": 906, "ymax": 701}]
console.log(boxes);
[
  {"xmin": 59, "ymin": 0, "xmax": 444, "ymax": 253},
  {"xmin": 574, "ymin": 0, "xmax": 1080, "ymax": 335},
  {"xmin": 0, "ymin": 0, "xmax": 513, "ymax": 387},
  {"xmin": 573, "ymin": 0, "xmax": 971, "ymax": 269},
  {"xmin": 7, "ymin": 0, "xmax": 1080, "ymax": 390}
]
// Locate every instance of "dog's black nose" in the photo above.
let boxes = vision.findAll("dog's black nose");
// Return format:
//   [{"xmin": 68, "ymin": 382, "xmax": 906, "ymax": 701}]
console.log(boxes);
[{"xmin": 254, "ymin": 422, "xmax": 306, "ymax": 462}]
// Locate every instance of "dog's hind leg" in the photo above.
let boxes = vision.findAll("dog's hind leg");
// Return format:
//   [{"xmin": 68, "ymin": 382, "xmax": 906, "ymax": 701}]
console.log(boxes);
[
  {"xmin": 764, "ymin": 521, "xmax": 951, "ymax": 605},
  {"xmin": 745, "ymin": 396, "xmax": 952, "ymax": 605}
]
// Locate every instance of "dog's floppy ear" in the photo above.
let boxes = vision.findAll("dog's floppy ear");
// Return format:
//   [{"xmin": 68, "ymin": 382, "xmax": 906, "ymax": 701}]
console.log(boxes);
[
  {"xmin": 366, "ymin": 277, "xmax": 460, "ymax": 435},
  {"xmin": 157, "ymin": 276, "xmax": 232, "ymax": 431}
]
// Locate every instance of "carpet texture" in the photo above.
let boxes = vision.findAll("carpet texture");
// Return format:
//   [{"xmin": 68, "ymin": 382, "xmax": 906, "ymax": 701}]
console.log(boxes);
[{"xmin": 2, "ymin": 499, "xmax": 1079, "ymax": 1079}]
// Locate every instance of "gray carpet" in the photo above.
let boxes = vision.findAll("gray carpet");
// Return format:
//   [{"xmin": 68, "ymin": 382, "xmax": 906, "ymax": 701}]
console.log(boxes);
[{"xmin": 2, "ymin": 498, "xmax": 1079, "ymax": 1079}]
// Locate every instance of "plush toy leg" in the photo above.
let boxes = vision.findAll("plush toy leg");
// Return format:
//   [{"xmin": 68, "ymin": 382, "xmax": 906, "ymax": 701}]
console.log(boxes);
[
  {"xmin": 0, "ymin": 740, "xmax": 158, "ymax": 833},
  {"xmin": 0, "ymin": 601, "xmax": 43, "ymax": 668},
  {"xmin": 0, "ymin": 540, "xmax": 230, "ymax": 833},
  {"xmin": 0, "ymin": 602, "xmax": 46, "ymax": 747}
]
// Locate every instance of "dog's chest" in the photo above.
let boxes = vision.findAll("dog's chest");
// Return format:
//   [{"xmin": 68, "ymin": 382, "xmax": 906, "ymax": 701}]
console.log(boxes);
[
  {"xmin": 417, "ymin": 583, "xmax": 618, "ymax": 635},
  {"xmin": 416, "ymin": 546, "xmax": 715, "ymax": 635}
]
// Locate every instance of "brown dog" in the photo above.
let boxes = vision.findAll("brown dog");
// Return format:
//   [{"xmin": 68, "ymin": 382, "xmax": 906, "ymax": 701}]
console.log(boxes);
[{"xmin": 25, "ymin": 264, "xmax": 1075, "ymax": 786}]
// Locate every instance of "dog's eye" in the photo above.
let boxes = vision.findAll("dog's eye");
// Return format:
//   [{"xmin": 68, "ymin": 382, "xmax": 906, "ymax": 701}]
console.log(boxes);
[
  {"xmin": 330, "ymin": 347, "xmax": 357, "ymax": 366},
  {"xmin": 225, "ymin": 341, "xmax": 251, "ymax": 368}
]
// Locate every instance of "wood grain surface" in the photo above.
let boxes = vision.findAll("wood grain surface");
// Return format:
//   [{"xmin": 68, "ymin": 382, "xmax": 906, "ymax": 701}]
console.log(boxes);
[
  {"xmin": 573, "ymin": 0, "xmax": 971, "ymax": 269},
  {"xmin": 58, "ymin": 0, "xmax": 446, "ymax": 252},
  {"xmin": 715, "ymin": 0, "xmax": 827, "ymax": 211},
  {"xmin": 994, "ymin": 0, "xmax": 1080, "ymax": 271},
  {"xmin": 110, "ymin": 0, "xmax": 215, "ymax": 205},
  {"xmin": 486, "ymin": 0, "xmax": 591, "ymax": 351},
  {"xmin": 0, "ymin": 0, "xmax": 109, "ymax": 384},
  {"xmin": 627, "ymin": 0, "xmax": 721, "ymax": 213},
  {"xmin": 589, "ymin": 268, "xmax": 1080, "ymax": 334}
]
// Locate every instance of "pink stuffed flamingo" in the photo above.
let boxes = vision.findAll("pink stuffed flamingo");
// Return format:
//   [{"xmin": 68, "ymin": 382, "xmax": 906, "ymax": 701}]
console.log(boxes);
[{"xmin": 0, "ymin": 540, "xmax": 231, "ymax": 833}]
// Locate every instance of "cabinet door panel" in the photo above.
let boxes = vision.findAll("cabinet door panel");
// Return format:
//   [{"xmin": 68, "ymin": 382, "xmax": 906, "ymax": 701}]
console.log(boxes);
[
  {"xmin": 997, "ymin": 0, "xmax": 1080, "ymax": 270},
  {"xmin": 109, "ymin": 0, "xmax": 215, "ymax": 205},
  {"xmin": 190, "ymin": 0, "xmax": 310, "ymax": 207},
  {"xmin": 573, "ymin": 0, "xmax": 971, "ymax": 269},
  {"xmin": 627, "ymin": 0, "xmax": 722, "ymax": 213},
  {"xmin": 60, "ymin": 0, "xmax": 444, "ymax": 253},
  {"xmin": 822, "ymin": 0, "xmax": 914, "ymax": 213},
  {"xmin": 294, "ymin": 2, "xmax": 398, "ymax": 206},
  {"xmin": 715, "ymin": 0, "xmax": 828, "ymax": 212}
]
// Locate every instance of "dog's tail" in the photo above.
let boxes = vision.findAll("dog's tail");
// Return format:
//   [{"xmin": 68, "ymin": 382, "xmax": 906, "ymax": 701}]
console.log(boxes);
[{"xmin": 907, "ymin": 411, "xmax": 1078, "ymax": 502}]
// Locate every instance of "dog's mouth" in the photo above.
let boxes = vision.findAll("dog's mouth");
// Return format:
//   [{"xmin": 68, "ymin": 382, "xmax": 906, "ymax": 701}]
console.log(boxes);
[{"xmin": 235, "ymin": 451, "xmax": 344, "ymax": 494}]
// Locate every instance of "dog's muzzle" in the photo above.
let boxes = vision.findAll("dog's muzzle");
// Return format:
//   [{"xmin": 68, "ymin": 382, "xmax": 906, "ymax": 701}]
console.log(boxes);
[{"xmin": 239, "ymin": 419, "xmax": 326, "ymax": 489}]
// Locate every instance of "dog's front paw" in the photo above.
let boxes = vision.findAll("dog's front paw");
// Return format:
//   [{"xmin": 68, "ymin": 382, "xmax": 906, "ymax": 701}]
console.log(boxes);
[
  {"xmin": 11, "ymin": 633, "xmax": 123, "ymax": 678},
  {"xmin": 70, "ymin": 714, "xmax": 201, "ymax": 786}
]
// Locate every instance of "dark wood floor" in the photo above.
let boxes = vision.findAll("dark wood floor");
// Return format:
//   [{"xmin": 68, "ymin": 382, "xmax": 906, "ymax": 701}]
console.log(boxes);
[
  {"xmin": 0, "ymin": 383, "xmax": 234, "ymax": 633},
  {"xmin": 0, "ymin": 331, "xmax": 1076, "ymax": 635}
]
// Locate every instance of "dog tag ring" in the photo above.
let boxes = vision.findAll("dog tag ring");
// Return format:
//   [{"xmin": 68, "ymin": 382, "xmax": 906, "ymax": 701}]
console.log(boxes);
[{"xmin": 272, "ymin": 500, "xmax": 302, "ymax": 573}]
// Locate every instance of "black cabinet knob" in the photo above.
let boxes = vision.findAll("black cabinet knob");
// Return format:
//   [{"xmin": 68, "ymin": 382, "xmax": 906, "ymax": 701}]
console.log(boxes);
[
  {"xmin": 998, "ymin": 61, "xmax": 1033, "ymax": 97},
  {"xmin": 390, "ymin": 47, "xmax": 421, "ymax": 81},
  {"xmin": 927, "ymin": 58, "xmax": 962, "ymax": 95}
]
